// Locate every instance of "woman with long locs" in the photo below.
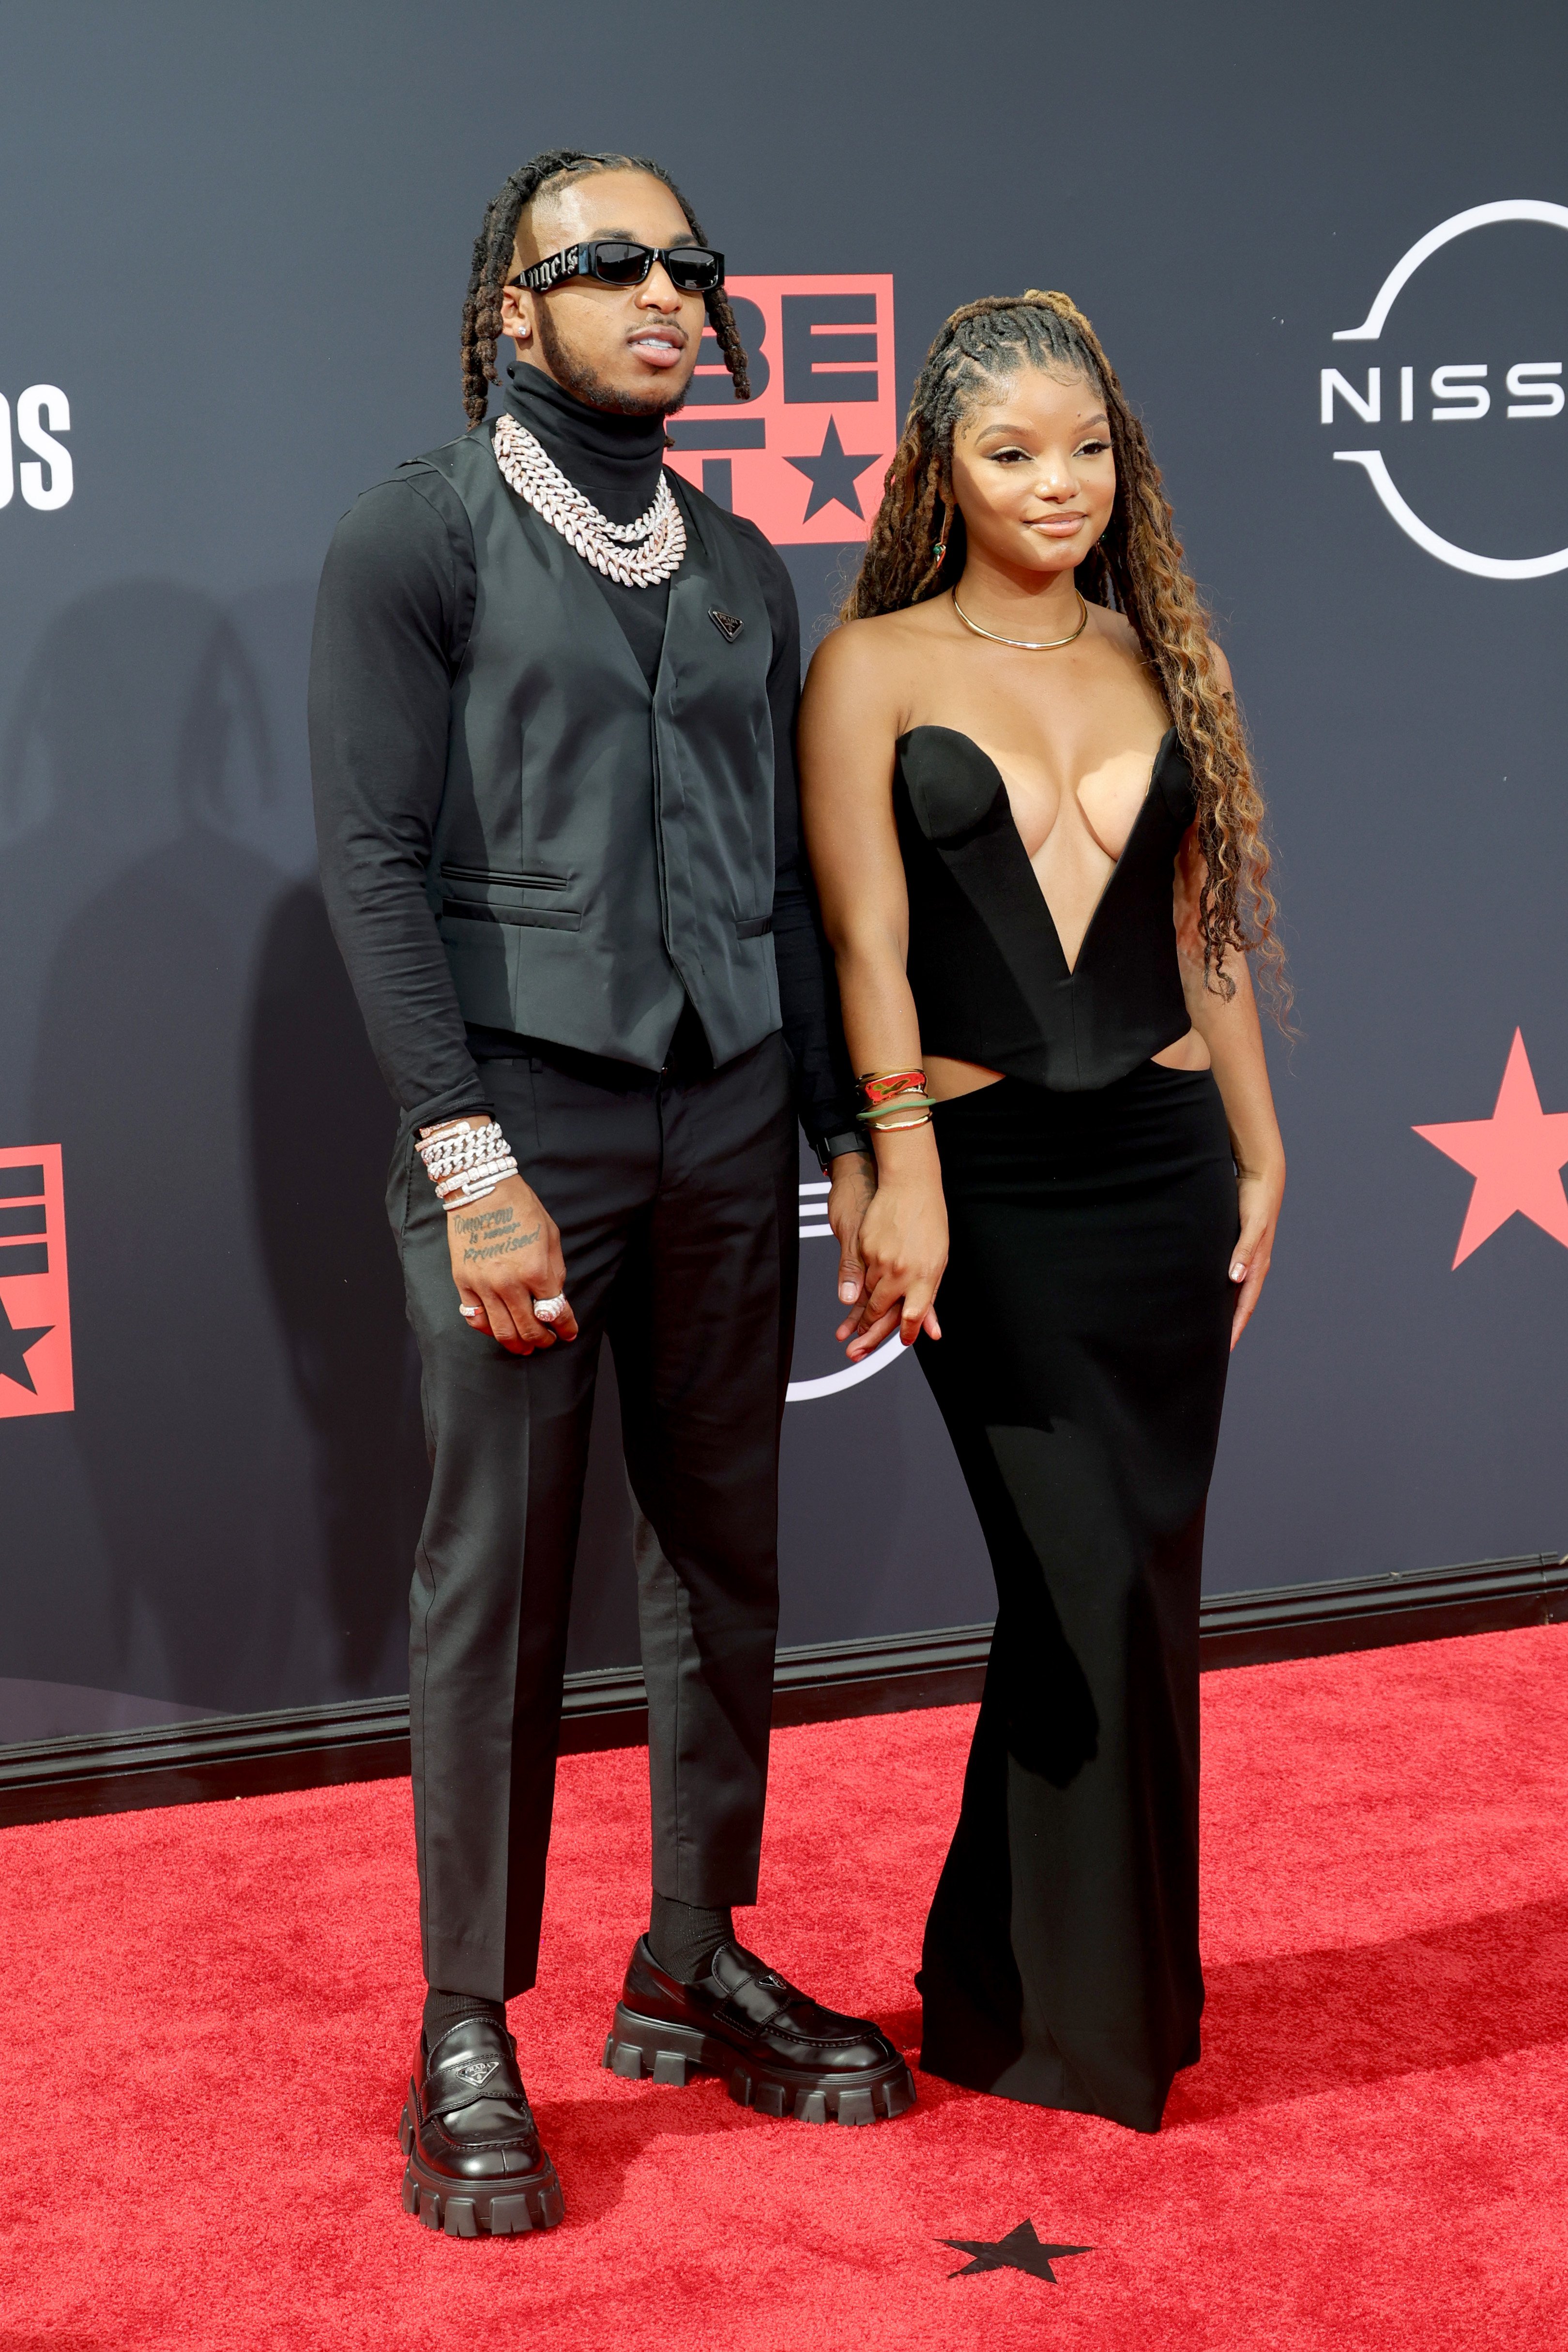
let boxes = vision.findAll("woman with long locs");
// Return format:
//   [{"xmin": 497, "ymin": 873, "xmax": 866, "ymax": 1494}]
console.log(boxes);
[{"xmin": 799, "ymin": 292, "xmax": 1288, "ymax": 2132}]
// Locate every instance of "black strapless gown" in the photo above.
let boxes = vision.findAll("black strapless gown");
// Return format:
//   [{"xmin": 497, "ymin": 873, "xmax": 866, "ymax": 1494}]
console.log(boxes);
[{"xmin": 896, "ymin": 728, "xmax": 1239, "ymax": 2134}]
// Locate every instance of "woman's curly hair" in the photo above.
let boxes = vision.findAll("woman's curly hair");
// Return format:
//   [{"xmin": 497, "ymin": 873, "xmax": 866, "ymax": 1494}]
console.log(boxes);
[{"xmin": 843, "ymin": 291, "xmax": 1286, "ymax": 1013}]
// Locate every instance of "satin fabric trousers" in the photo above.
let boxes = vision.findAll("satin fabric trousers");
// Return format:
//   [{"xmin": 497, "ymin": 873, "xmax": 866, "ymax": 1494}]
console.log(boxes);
[
  {"xmin": 915, "ymin": 1063, "xmax": 1238, "ymax": 2133},
  {"xmin": 391, "ymin": 1034, "xmax": 798, "ymax": 2000}
]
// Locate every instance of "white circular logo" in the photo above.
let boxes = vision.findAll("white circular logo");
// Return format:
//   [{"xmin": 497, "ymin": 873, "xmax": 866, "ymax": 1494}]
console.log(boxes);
[
  {"xmin": 1324, "ymin": 199, "xmax": 1568, "ymax": 579},
  {"xmin": 787, "ymin": 1329, "xmax": 908, "ymax": 1404}
]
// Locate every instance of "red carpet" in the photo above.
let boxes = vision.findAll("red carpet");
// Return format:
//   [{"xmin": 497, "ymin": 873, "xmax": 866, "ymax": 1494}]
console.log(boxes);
[{"xmin": 2, "ymin": 1624, "xmax": 1564, "ymax": 2351}]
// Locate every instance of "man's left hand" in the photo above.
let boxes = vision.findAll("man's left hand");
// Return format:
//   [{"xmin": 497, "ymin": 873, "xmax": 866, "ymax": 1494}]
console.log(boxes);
[{"xmin": 826, "ymin": 1150, "xmax": 876, "ymax": 1308}]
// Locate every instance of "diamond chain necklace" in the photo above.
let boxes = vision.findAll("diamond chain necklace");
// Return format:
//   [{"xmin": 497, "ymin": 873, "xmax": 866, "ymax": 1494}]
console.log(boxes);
[{"xmin": 491, "ymin": 413, "xmax": 686, "ymax": 589}]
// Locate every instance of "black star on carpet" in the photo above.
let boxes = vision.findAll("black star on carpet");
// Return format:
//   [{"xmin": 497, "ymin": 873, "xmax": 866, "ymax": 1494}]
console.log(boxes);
[
  {"xmin": 785, "ymin": 417, "xmax": 883, "ymax": 523},
  {"xmin": 0, "ymin": 1291, "xmax": 52, "ymax": 1395},
  {"xmin": 943, "ymin": 2219, "xmax": 1094, "ymax": 2283}
]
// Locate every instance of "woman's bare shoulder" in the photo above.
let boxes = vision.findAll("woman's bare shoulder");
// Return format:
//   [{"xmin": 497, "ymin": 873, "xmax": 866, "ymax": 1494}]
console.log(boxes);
[
  {"xmin": 1092, "ymin": 602, "xmax": 1235, "ymax": 693},
  {"xmin": 1088, "ymin": 605, "xmax": 1147, "ymax": 664},
  {"xmin": 808, "ymin": 603, "xmax": 943, "ymax": 681}
]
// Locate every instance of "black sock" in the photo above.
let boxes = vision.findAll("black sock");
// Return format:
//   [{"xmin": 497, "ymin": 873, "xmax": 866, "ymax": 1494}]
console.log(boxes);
[
  {"xmin": 649, "ymin": 1894, "xmax": 735, "ymax": 1984},
  {"xmin": 423, "ymin": 1987, "xmax": 507, "ymax": 2049}
]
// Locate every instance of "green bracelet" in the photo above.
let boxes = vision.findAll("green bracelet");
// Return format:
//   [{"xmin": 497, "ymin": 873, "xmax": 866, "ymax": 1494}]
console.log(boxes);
[{"xmin": 857, "ymin": 1092, "xmax": 932, "ymax": 1123}]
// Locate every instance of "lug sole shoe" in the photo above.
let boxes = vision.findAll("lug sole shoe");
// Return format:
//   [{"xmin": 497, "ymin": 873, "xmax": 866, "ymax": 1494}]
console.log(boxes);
[
  {"xmin": 399, "ymin": 2015, "xmax": 564, "ymax": 2237},
  {"xmin": 603, "ymin": 1936, "xmax": 916, "ymax": 2126}
]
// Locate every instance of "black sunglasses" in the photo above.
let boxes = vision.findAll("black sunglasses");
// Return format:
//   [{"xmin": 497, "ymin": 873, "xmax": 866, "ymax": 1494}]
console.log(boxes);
[{"xmin": 511, "ymin": 240, "xmax": 725, "ymax": 296}]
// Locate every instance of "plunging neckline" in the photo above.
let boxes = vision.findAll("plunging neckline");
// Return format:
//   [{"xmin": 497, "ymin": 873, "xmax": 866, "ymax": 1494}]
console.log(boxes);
[{"xmin": 901, "ymin": 723, "xmax": 1178, "ymax": 978}]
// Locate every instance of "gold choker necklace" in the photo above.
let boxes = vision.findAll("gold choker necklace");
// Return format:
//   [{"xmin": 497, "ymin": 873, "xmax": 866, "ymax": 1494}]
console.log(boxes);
[{"xmin": 951, "ymin": 588, "xmax": 1089, "ymax": 651}]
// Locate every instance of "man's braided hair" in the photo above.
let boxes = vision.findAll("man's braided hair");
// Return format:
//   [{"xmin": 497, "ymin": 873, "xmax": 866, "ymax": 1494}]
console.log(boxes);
[
  {"xmin": 845, "ymin": 291, "xmax": 1285, "ymax": 1010},
  {"xmin": 460, "ymin": 148, "xmax": 751, "ymax": 428}
]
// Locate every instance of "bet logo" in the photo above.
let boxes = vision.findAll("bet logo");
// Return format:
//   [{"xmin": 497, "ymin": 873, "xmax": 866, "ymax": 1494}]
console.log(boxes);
[
  {"xmin": 0, "ymin": 1146, "xmax": 74, "ymax": 1418},
  {"xmin": 1322, "ymin": 200, "xmax": 1568, "ymax": 579},
  {"xmin": 665, "ymin": 275, "xmax": 897, "ymax": 547}
]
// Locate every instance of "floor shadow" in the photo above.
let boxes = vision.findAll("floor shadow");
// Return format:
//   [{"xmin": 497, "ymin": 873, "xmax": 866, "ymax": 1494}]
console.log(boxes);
[
  {"xmin": 877, "ymin": 2004, "xmax": 923, "ymax": 2052},
  {"xmin": 341, "ymin": 1895, "xmax": 1568, "ymax": 2230},
  {"xmin": 531, "ymin": 2075, "xmax": 806, "ymax": 2229},
  {"xmin": 1165, "ymin": 1894, "xmax": 1568, "ymax": 2125},
  {"xmin": 527, "ymin": 1978, "xmax": 938, "ymax": 2227},
  {"xmin": 869, "ymin": 1902, "xmax": 1568, "ymax": 2132}
]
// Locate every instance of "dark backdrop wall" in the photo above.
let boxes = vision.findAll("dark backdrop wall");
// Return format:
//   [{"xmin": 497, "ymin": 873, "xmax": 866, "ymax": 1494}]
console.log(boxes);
[{"xmin": 2, "ymin": 1, "xmax": 1564, "ymax": 1741}]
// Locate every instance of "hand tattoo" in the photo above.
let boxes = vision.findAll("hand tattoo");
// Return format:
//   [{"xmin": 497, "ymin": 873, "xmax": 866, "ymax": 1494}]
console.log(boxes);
[
  {"xmin": 454, "ymin": 1203, "xmax": 518, "ymax": 1238},
  {"xmin": 462, "ymin": 1226, "xmax": 540, "ymax": 1264}
]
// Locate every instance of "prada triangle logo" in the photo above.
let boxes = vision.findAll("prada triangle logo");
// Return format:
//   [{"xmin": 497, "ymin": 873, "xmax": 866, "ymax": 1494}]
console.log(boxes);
[
  {"xmin": 455, "ymin": 2057, "xmax": 500, "ymax": 2089},
  {"xmin": 708, "ymin": 607, "xmax": 743, "ymax": 644}
]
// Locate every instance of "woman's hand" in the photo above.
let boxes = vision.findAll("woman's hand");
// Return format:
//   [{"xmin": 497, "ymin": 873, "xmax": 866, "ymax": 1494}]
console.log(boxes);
[
  {"xmin": 1229, "ymin": 1165, "xmax": 1282, "ymax": 1349},
  {"xmin": 837, "ymin": 1167, "xmax": 948, "ymax": 1357},
  {"xmin": 1172, "ymin": 842, "xmax": 1286, "ymax": 1356},
  {"xmin": 826, "ymin": 1150, "xmax": 877, "ymax": 1309}
]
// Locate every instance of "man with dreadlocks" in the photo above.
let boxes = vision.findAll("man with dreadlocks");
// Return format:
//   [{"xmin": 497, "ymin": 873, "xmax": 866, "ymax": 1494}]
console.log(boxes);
[
  {"xmin": 799, "ymin": 291, "xmax": 1287, "ymax": 2134},
  {"xmin": 309, "ymin": 150, "xmax": 913, "ymax": 2235}
]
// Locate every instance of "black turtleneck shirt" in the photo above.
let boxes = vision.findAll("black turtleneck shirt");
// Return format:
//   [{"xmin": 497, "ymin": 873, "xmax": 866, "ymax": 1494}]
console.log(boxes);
[{"xmin": 310, "ymin": 363, "xmax": 859, "ymax": 1157}]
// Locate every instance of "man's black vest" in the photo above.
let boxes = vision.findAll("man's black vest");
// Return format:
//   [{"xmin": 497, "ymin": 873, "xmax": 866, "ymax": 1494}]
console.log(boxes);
[{"xmin": 410, "ymin": 427, "xmax": 780, "ymax": 1071}]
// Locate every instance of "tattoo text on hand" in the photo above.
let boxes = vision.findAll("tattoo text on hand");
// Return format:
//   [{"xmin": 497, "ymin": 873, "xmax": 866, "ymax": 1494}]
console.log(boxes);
[
  {"xmin": 461, "ymin": 1227, "xmax": 540, "ymax": 1264},
  {"xmin": 454, "ymin": 1201, "xmax": 541, "ymax": 1264},
  {"xmin": 454, "ymin": 1201, "xmax": 518, "ymax": 1237}
]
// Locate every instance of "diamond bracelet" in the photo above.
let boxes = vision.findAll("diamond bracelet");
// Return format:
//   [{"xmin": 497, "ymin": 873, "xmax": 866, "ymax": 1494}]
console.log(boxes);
[{"xmin": 417, "ymin": 1119, "xmax": 519, "ymax": 1213}]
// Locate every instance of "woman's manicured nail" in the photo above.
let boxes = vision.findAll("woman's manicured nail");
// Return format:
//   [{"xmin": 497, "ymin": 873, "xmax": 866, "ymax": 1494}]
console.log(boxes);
[
  {"xmin": 1230, "ymin": 1262, "xmax": 1246, "ymax": 1282},
  {"xmin": 839, "ymin": 1282, "xmax": 858, "ymax": 1303}
]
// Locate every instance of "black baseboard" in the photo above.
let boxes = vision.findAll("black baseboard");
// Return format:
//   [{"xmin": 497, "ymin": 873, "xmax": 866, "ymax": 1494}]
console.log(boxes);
[
  {"xmin": 1, "ymin": 1550, "xmax": 1561, "ymax": 1830},
  {"xmin": 1196, "ymin": 1550, "xmax": 1565, "ymax": 1669}
]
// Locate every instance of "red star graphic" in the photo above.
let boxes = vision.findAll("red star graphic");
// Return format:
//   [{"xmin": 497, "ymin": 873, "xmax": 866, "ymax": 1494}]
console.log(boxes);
[{"xmin": 1414, "ymin": 1029, "xmax": 1568, "ymax": 1268}]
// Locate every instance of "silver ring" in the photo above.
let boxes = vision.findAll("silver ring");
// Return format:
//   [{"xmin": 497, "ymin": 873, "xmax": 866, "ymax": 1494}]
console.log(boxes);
[
  {"xmin": 533, "ymin": 1292, "xmax": 569, "ymax": 1323},
  {"xmin": 459, "ymin": 1304, "xmax": 480, "ymax": 1320}
]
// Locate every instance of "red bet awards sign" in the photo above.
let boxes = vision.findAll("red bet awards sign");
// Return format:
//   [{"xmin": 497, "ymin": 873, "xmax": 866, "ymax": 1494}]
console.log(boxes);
[
  {"xmin": 664, "ymin": 275, "xmax": 897, "ymax": 545},
  {"xmin": 0, "ymin": 1146, "xmax": 74, "ymax": 1417}
]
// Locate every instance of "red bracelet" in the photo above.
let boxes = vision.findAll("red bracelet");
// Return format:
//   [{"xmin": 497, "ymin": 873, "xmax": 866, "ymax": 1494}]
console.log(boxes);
[{"xmin": 857, "ymin": 1068, "xmax": 928, "ymax": 1109}]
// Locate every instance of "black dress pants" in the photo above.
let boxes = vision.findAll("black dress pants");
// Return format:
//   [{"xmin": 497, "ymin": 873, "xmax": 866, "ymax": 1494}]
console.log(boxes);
[{"xmin": 389, "ymin": 1032, "xmax": 798, "ymax": 2001}]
